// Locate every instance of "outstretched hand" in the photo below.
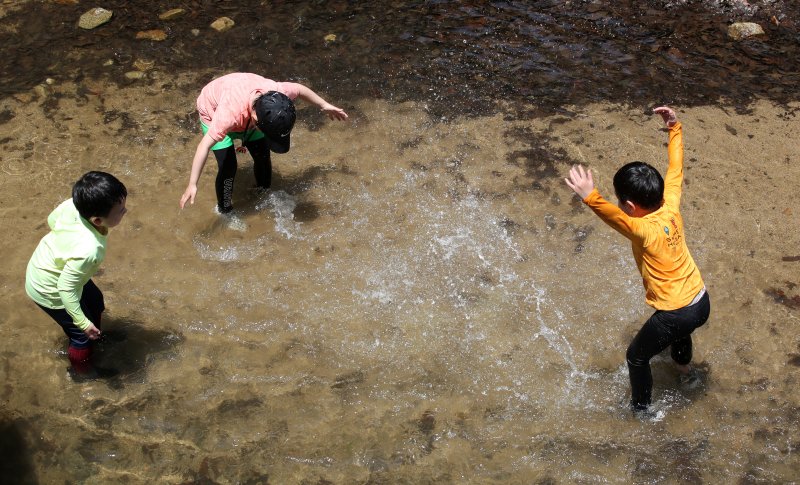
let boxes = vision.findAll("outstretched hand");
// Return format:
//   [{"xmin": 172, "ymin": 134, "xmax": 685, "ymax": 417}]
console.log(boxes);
[
  {"xmin": 653, "ymin": 106, "xmax": 678, "ymax": 127},
  {"xmin": 321, "ymin": 103, "xmax": 349, "ymax": 121},
  {"xmin": 564, "ymin": 165, "xmax": 594, "ymax": 200}
]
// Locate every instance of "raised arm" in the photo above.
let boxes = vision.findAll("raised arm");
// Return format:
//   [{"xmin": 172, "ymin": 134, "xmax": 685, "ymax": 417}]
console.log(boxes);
[
  {"xmin": 565, "ymin": 164, "xmax": 643, "ymax": 241},
  {"xmin": 654, "ymin": 106, "xmax": 683, "ymax": 208}
]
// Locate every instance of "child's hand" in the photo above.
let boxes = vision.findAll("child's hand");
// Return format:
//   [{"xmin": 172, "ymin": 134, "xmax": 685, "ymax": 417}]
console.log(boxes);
[
  {"xmin": 565, "ymin": 165, "xmax": 595, "ymax": 200},
  {"xmin": 180, "ymin": 185, "xmax": 197, "ymax": 208},
  {"xmin": 321, "ymin": 103, "xmax": 349, "ymax": 121},
  {"xmin": 653, "ymin": 106, "xmax": 678, "ymax": 127},
  {"xmin": 84, "ymin": 322, "xmax": 101, "ymax": 340}
]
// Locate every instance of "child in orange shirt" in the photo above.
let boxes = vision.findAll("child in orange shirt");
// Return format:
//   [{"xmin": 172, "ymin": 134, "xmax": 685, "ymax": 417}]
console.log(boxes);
[{"xmin": 565, "ymin": 106, "xmax": 710, "ymax": 414}]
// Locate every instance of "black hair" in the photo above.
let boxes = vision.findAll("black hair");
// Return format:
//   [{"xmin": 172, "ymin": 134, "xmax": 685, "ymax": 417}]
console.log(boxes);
[
  {"xmin": 613, "ymin": 161, "xmax": 664, "ymax": 210},
  {"xmin": 72, "ymin": 171, "xmax": 127, "ymax": 220}
]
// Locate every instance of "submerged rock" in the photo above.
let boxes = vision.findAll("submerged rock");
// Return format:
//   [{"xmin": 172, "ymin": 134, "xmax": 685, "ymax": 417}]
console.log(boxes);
[
  {"xmin": 728, "ymin": 22, "xmax": 765, "ymax": 41},
  {"xmin": 33, "ymin": 84, "xmax": 48, "ymax": 99},
  {"xmin": 136, "ymin": 29, "xmax": 167, "ymax": 41},
  {"xmin": 210, "ymin": 17, "xmax": 235, "ymax": 32},
  {"xmin": 158, "ymin": 8, "xmax": 185, "ymax": 20},
  {"xmin": 78, "ymin": 7, "xmax": 113, "ymax": 30},
  {"xmin": 133, "ymin": 59, "xmax": 155, "ymax": 71}
]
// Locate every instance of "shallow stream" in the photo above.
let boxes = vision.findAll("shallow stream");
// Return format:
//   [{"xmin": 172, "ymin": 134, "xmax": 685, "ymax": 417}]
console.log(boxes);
[{"xmin": 1, "ymin": 1, "xmax": 799, "ymax": 483}]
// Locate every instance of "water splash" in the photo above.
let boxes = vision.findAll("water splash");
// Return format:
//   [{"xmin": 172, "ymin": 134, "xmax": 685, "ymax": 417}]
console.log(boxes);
[{"xmin": 255, "ymin": 189, "xmax": 304, "ymax": 239}]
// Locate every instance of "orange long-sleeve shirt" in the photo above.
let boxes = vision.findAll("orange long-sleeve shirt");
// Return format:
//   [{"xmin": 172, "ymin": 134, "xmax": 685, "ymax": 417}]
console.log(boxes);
[{"xmin": 583, "ymin": 122, "xmax": 704, "ymax": 310}]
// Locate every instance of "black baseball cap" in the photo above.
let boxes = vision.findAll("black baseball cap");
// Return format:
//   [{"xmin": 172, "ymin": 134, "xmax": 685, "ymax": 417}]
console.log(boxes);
[{"xmin": 254, "ymin": 91, "xmax": 296, "ymax": 154}]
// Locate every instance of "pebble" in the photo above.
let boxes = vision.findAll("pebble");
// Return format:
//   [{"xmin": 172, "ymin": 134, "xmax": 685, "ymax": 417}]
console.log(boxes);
[
  {"xmin": 210, "ymin": 17, "xmax": 235, "ymax": 32},
  {"xmin": 78, "ymin": 7, "xmax": 113, "ymax": 30},
  {"xmin": 728, "ymin": 22, "xmax": 765, "ymax": 41},
  {"xmin": 158, "ymin": 8, "xmax": 185, "ymax": 20},
  {"xmin": 13, "ymin": 92, "xmax": 33, "ymax": 103},
  {"xmin": 124, "ymin": 71, "xmax": 146, "ymax": 80},
  {"xmin": 133, "ymin": 59, "xmax": 155, "ymax": 71},
  {"xmin": 136, "ymin": 29, "xmax": 167, "ymax": 41},
  {"xmin": 33, "ymin": 84, "xmax": 47, "ymax": 98}
]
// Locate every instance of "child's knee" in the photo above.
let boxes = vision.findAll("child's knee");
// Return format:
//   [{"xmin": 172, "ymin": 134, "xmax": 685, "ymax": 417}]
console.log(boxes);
[{"xmin": 626, "ymin": 345, "xmax": 648, "ymax": 367}]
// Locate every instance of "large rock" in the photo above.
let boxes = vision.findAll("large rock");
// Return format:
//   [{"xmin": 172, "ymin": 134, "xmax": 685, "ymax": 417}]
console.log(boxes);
[
  {"xmin": 210, "ymin": 17, "xmax": 235, "ymax": 32},
  {"xmin": 78, "ymin": 7, "xmax": 113, "ymax": 30},
  {"xmin": 728, "ymin": 22, "xmax": 765, "ymax": 41}
]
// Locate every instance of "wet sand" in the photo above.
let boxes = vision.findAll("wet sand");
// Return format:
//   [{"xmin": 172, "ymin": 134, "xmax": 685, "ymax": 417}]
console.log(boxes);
[{"xmin": 1, "ymin": 69, "xmax": 799, "ymax": 482}]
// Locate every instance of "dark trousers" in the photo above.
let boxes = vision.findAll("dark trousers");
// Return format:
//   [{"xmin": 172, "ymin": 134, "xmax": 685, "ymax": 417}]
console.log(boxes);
[
  {"xmin": 213, "ymin": 137, "xmax": 272, "ymax": 213},
  {"xmin": 626, "ymin": 291, "xmax": 710, "ymax": 410},
  {"xmin": 35, "ymin": 279, "xmax": 105, "ymax": 349}
]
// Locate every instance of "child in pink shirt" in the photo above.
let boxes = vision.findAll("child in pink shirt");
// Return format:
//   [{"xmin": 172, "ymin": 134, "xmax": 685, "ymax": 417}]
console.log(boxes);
[{"xmin": 179, "ymin": 73, "xmax": 348, "ymax": 214}]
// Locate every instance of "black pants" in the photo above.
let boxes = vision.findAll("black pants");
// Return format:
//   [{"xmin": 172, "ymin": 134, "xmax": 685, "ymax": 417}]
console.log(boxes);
[
  {"xmin": 626, "ymin": 291, "xmax": 710, "ymax": 410},
  {"xmin": 213, "ymin": 137, "xmax": 272, "ymax": 213},
  {"xmin": 35, "ymin": 279, "xmax": 104, "ymax": 349}
]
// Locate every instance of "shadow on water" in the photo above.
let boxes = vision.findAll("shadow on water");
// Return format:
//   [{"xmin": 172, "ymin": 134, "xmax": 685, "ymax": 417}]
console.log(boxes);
[
  {"xmin": 222, "ymin": 162, "xmax": 357, "ymax": 220},
  {"xmin": 0, "ymin": 416, "xmax": 38, "ymax": 485},
  {"xmin": 93, "ymin": 317, "xmax": 184, "ymax": 387},
  {"xmin": 1, "ymin": 0, "xmax": 794, "ymax": 204},
  {"xmin": 0, "ymin": 1, "xmax": 798, "ymax": 122}
]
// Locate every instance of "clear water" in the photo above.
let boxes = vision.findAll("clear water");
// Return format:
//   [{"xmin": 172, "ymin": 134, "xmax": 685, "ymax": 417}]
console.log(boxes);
[{"xmin": 1, "ymin": 1, "xmax": 799, "ymax": 483}]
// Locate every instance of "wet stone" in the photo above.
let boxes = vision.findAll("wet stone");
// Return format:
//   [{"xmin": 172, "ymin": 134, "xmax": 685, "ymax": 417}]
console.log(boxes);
[
  {"xmin": 32, "ymin": 84, "xmax": 47, "ymax": 99},
  {"xmin": 728, "ymin": 22, "xmax": 765, "ymax": 41},
  {"xmin": 78, "ymin": 7, "xmax": 112, "ymax": 30},
  {"xmin": 210, "ymin": 17, "xmax": 235, "ymax": 32},
  {"xmin": 12, "ymin": 93, "xmax": 33, "ymax": 103},
  {"xmin": 158, "ymin": 8, "xmax": 185, "ymax": 20},
  {"xmin": 136, "ymin": 29, "xmax": 167, "ymax": 41},
  {"xmin": 133, "ymin": 59, "xmax": 155, "ymax": 71}
]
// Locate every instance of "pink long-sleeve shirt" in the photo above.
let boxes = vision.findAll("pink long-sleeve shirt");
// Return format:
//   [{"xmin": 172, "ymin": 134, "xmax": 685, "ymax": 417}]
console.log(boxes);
[{"xmin": 196, "ymin": 73, "xmax": 302, "ymax": 141}]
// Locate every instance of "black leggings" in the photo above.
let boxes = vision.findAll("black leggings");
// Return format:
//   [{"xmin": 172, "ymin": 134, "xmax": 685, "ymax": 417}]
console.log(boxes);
[
  {"xmin": 626, "ymin": 291, "xmax": 710, "ymax": 410},
  {"xmin": 213, "ymin": 137, "xmax": 272, "ymax": 213}
]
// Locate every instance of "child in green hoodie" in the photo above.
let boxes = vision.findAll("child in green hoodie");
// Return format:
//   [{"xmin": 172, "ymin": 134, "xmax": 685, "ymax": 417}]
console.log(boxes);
[{"xmin": 25, "ymin": 171, "xmax": 128, "ymax": 379}]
